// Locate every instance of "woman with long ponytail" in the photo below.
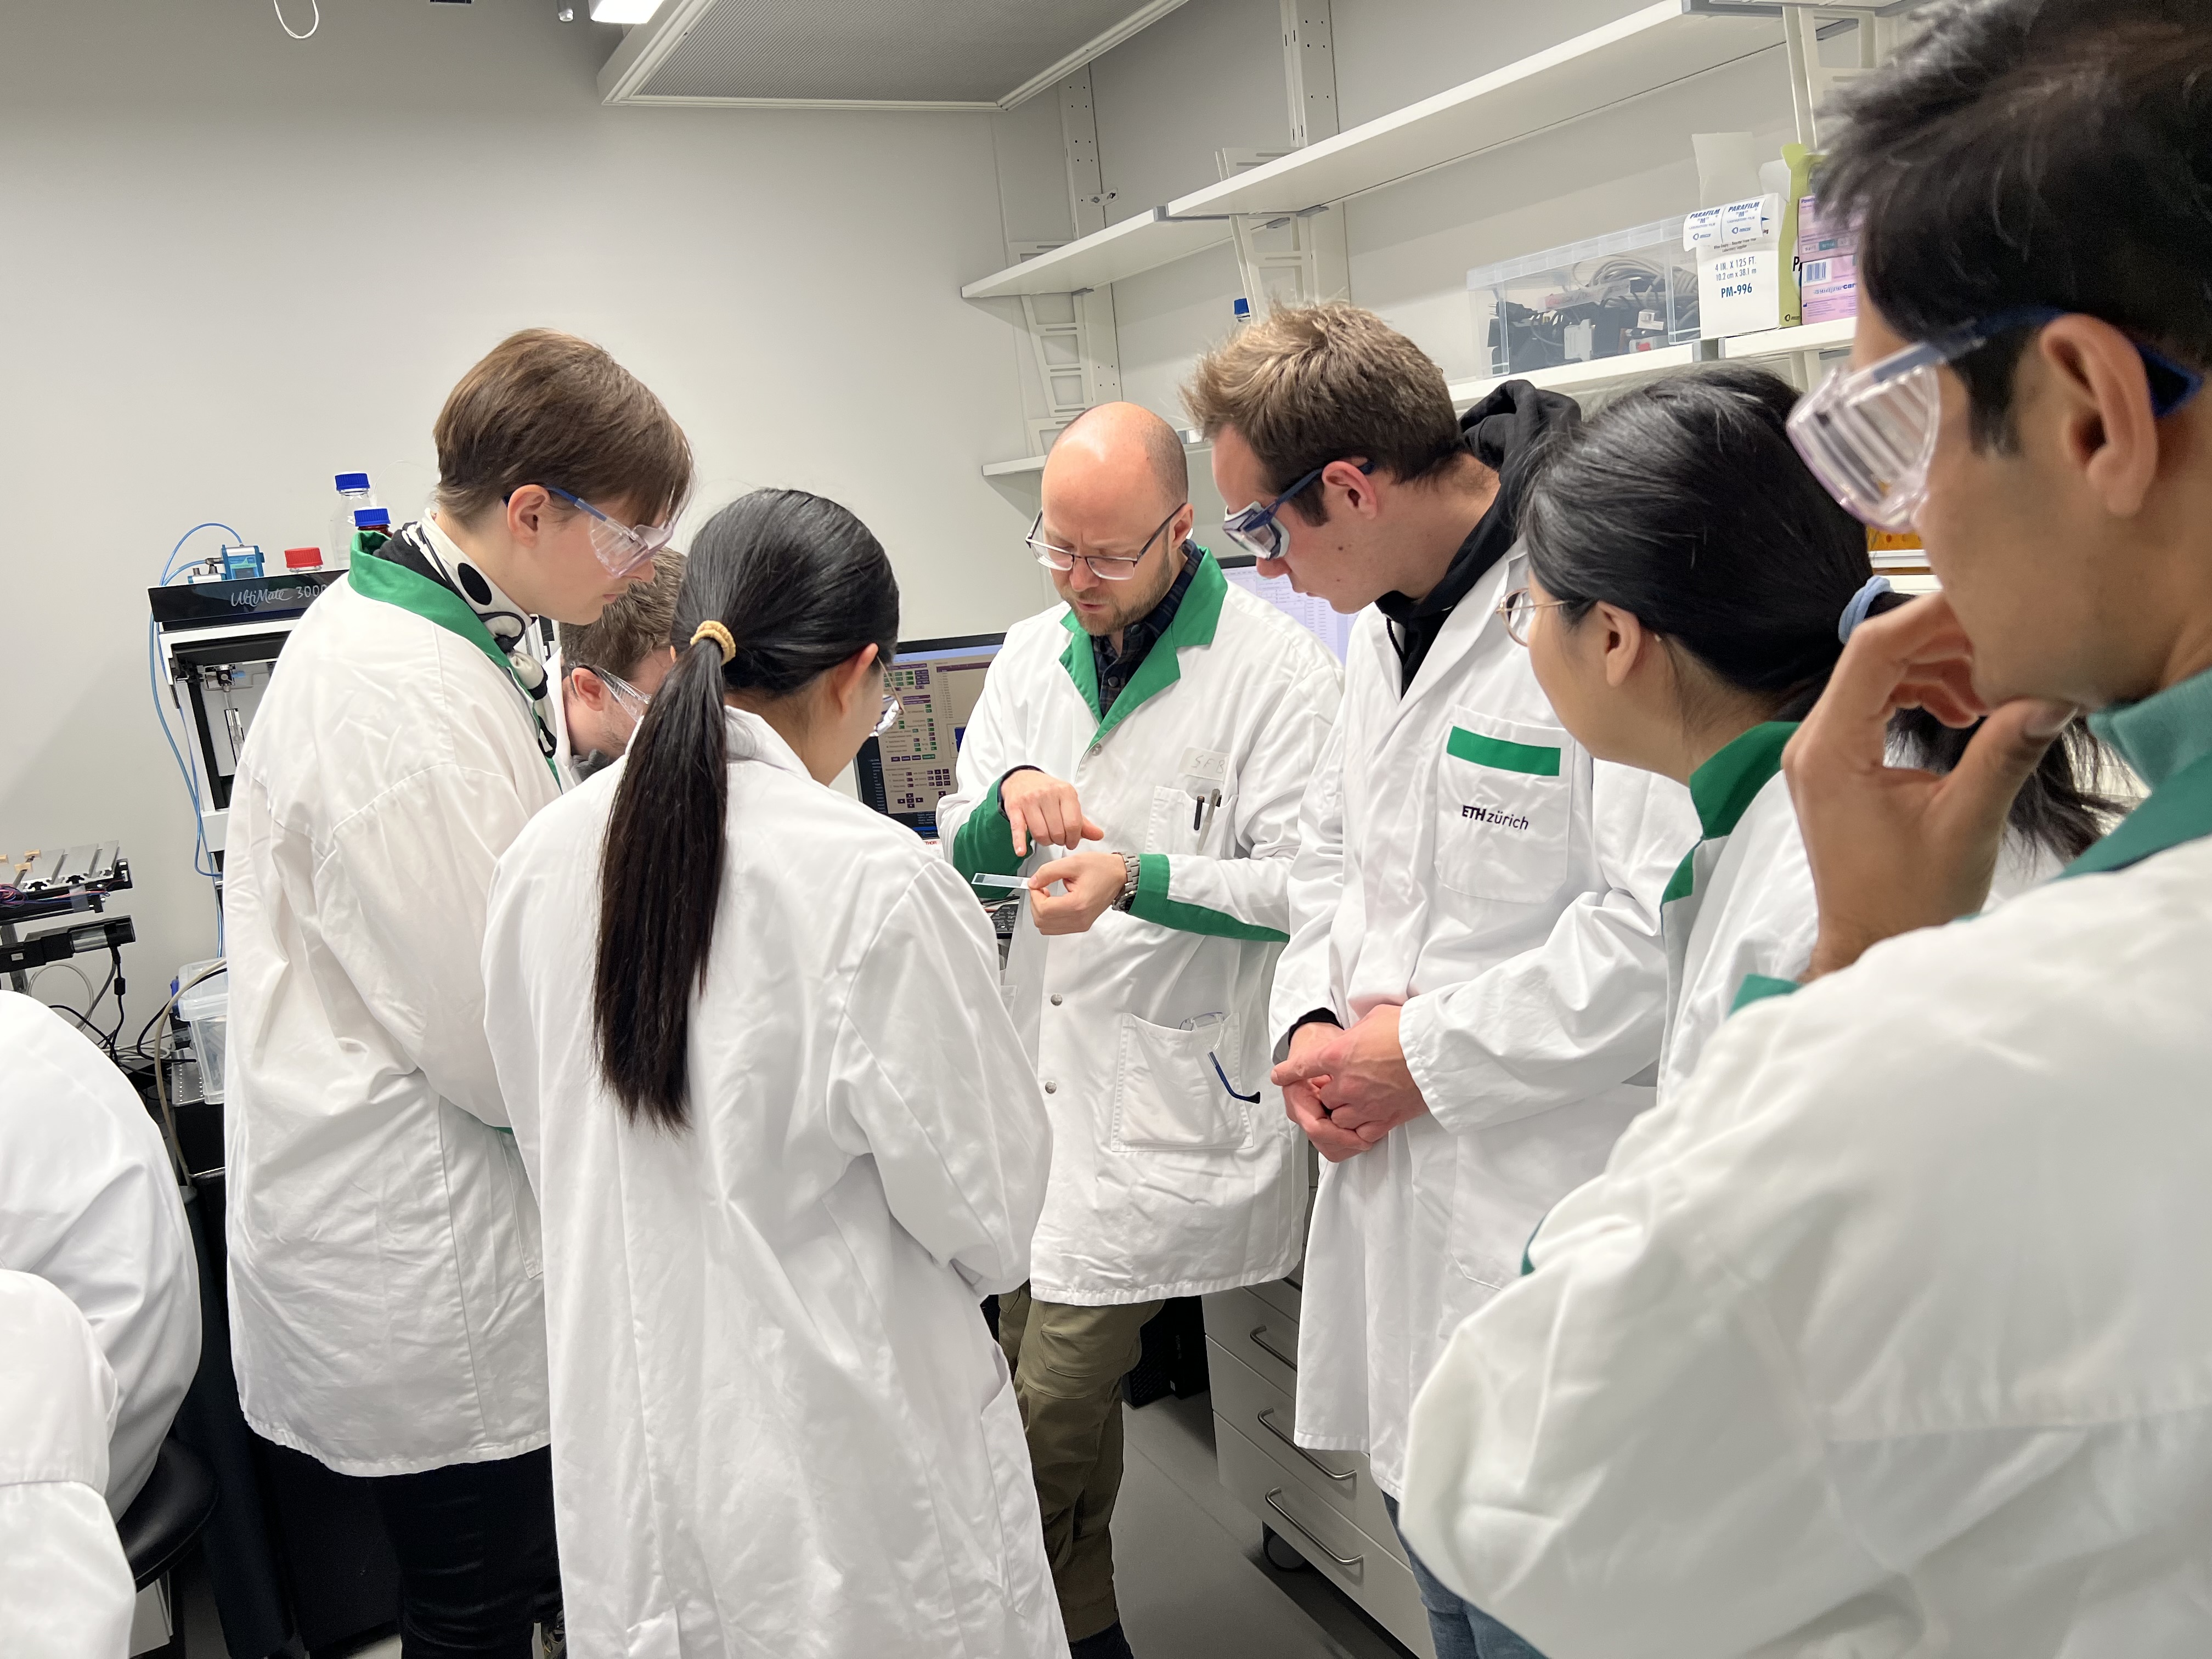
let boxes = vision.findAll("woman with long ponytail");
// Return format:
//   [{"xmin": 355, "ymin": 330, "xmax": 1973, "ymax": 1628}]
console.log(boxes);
[
  {"xmin": 482, "ymin": 489, "xmax": 1063, "ymax": 1657},
  {"xmin": 1506, "ymin": 365, "xmax": 2120, "ymax": 1104}
]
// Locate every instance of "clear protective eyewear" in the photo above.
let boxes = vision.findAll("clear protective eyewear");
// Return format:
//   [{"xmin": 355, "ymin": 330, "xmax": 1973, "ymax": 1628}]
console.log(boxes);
[
  {"xmin": 1787, "ymin": 307, "xmax": 2204, "ymax": 533},
  {"xmin": 1028, "ymin": 504, "xmax": 1186, "ymax": 581},
  {"xmin": 1498, "ymin": 586, "xmax": 1573, "ymax": 647},
  {"xmin": 591, "ymin": 665, "xmax": 653, "ymax": 718},
  {"xmin": 873, "ymin": 690, "xmax": 903, "ymax": 737},
  {"xmin": 1222, "ymin": 460, "xmax": 1373, "ymax": 560},
  {"xmin": 538, "ymin": 485, "xmax": 677, "ymax": 579}
]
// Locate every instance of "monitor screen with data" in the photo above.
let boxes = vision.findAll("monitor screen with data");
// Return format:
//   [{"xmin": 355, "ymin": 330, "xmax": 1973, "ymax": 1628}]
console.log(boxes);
[
  {"xmin": 1217, "ymin": 554, "xmax": 1355, "ymax": 660},
  {"xmin": 855, "ymin": 633, "xmax": 1004, "ymax": 838}
]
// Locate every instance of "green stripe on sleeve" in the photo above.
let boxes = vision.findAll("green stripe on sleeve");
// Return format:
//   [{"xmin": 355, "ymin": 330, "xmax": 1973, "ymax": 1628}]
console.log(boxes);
[
  {"xmin": 1730, "ymin": 974, "xmax": 1801, "ymax": 1014},
  {"xmin": 1447, "ymin": 726, "xmax": 1562, "ymax": 777},
  {"xmin": 1127, "ymin": 853, "xmax": 1289, "ymax": 942},
  {"xmin": 951, "ymin": 777, "xmax": 1024, "ymax": 882}
]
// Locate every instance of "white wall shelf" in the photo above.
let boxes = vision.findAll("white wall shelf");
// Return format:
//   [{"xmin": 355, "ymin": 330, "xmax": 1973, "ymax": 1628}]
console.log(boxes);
[
  {"xmin": 960, "ymin": 1, "xmax": 1785, "ymax": 301},
  {"xmin": 1721, "ymin": 315, "xmax": 1858, "ymax": 359}
]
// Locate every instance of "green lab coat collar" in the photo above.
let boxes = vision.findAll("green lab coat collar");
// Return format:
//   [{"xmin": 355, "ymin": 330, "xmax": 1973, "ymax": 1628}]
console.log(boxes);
[
  {"xmin": 1689, "ymin": 721, "xmax": 1798, "ymax": 840},
  {"xmin": 349, "ymin": 543, "xmax": 562, "ymax": 783},
  {"xmin": 2068, "ymin": 665, "xmax": 2212, "ymax": 879},
  {"xmin": 1058, "ymin": 549, "xmax": 1228, "ymax": 742}
]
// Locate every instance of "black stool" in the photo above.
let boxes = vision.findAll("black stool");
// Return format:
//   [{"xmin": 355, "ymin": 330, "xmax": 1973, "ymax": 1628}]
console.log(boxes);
[{"xmin": 117, "ymin": 1438, "xmax": 221, "ymax": 1654}]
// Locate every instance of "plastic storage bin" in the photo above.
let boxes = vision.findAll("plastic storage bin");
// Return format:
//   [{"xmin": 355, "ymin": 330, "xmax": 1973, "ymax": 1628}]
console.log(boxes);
[
  {"xmin": 174, "ymin": 960, "xmax": 229, "ymax": 1104},
  {"xmin": 1468, "ymin": 217, "xmax": 1701, "ymax": 380}
]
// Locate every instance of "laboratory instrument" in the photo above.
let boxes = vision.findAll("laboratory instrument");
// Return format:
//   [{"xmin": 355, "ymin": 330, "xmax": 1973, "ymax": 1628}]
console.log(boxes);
[
  {"xmin": 855, "ymin": 633, "xmax": 1005, "ymax": 839},
  {"xmin": 150, "ymin": 569, "xmax": 342, "ymax": 858}
]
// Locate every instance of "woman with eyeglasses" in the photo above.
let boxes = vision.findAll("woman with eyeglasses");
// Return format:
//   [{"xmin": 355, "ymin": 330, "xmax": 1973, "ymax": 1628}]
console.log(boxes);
[
  {"xmin": 1500, "ymin": 364, "xmax": 2115, "ymax": 1103},
  {"xmin": 482, "ymin": 489, "xmax": 1063, "ymax": 1658},
  {"xmin": 224, "ymin": 329, "xmax": 689, "ymax": 1654}
]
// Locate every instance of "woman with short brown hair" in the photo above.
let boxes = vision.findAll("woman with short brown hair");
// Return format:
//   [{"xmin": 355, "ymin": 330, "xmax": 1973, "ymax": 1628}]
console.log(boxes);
[{"xmin": 224, "ymin": 329, "xmax": 690, "ymax": 1657}]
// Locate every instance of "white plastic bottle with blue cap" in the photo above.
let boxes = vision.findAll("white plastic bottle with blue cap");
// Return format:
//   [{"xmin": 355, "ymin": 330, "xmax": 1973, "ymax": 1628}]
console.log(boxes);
[{"xmin": 327, "ymin": 472, "xmax": 383, "ymax": 571}]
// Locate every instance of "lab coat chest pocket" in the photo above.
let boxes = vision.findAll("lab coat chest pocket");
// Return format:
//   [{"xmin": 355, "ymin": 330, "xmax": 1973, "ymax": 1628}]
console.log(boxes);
[
  {"xmin": 1110, "ymin": 1015, "xmax": 1251, "ymax": 1153},
  {"xmin": 1433, "ymin": 709, "xmax": 1572, "ymax": 904}
]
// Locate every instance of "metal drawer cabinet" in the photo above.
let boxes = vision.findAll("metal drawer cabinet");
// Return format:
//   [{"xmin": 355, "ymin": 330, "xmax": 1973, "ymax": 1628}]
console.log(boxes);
[
  {"xmin": 1215, "ymin": 1414, "xmax": 1438, "ymax": 1659},
  {"xmin": 1202, "ymin": 1284, "xmax": 1301, "ymax": 1394},
  {"xmin": 1206, "ymin": 1336, "xmax": 1403, "ymax": 1561}
]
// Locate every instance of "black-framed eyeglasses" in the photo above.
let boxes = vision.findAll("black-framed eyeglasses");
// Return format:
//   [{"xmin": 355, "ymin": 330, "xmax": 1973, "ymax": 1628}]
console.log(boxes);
[
  {"xmin": 1028, "ymin": 503, "xmax": 1187, "ymax": 580},
  {"xmin": 1222, "ymin": 460, "xmax": 1375, "ymax": 560}
]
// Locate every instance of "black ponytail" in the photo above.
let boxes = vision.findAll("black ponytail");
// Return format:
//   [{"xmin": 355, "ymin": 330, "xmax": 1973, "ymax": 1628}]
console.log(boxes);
[
  {"xmin": 1522, "ymin": 365, "xmax": 2121, "ymax": 862},
  {"xmin": 592, "ymin": 488, "xmax": 900, "ymax": 1131}
]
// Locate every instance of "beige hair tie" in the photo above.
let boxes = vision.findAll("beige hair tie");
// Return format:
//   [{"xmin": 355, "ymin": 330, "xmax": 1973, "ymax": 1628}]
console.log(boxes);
[{"xmin": 690, "ymin": 619, "xmax": 736, "ymax": 664}]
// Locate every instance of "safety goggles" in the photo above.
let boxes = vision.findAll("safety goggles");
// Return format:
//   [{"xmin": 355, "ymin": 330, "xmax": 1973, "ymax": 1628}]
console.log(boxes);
[
  {"xmin": 1028, "ymin": 504, "xmax": 1185, "ymax": 580},
  {"xmin": 874, "ymin": 691, "xmax": 903, "ymax": 737},
  {"xmin": 592, "ymin": 666, "xmax": 653, "ymax": 719},
  {"xmin": 538, "ymin": 486, "xmax": 676, "ymax": 579},
  {"xmin": 1787, "ymin": 307, "xmax": 2204, "ymax": 533},
  {"xmin": 1222, "ymin": 461, "xmax": 1373, "ymax": 561}
]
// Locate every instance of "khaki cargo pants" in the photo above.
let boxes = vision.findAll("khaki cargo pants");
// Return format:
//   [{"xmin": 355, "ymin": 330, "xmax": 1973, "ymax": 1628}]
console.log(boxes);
[{"xmin": 996, "ymin": 1284, "xmax": 1164, "ymax": 1643}]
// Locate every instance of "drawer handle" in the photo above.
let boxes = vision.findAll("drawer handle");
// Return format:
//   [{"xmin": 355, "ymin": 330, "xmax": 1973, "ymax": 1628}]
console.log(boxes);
[
  {"xmin": 1248, "ymin": 1324, "xmax": 1297, "ymax": 1371},
  {"xmin": 1256, "ymin": 1408, "xmax": 1352, "ymax": 1482},
  {"xmin": 1263, "ymin": 1487, "xmax": 1362, "ymax": 1568}
]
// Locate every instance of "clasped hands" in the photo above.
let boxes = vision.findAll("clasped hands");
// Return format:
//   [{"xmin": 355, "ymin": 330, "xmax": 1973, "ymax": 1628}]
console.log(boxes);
[{"xmin": 1271, "ymin": 1005, "xmax": 1429, "ymax": 1163}]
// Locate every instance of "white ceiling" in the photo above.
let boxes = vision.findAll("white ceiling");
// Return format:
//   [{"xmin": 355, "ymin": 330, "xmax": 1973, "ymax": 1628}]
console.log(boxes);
[{"xmin": 599, "ymin": 0, "xmax": 1192, "ymax": 110}]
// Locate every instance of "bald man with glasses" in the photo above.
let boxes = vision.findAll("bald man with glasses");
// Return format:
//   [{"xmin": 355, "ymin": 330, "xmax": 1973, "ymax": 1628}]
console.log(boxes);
[{"xmin": 939, "ymin": 402, "xmax": 1342, "ymax": 1659}]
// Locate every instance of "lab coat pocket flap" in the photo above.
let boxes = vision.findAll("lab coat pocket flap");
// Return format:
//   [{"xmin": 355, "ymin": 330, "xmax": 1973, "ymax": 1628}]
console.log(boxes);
[
  {"xmin": 1434, "ymin": 708, "xmax": 1573, "ymax": 904},
  {"xmin": 1111, "ymin": 1015, "xmax": 1251, "ymax": 1152}
]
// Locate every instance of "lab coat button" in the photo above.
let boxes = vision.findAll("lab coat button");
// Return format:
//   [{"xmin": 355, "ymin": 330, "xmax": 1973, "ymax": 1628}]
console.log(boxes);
[
  {"xmin": 1043, "ymin": 1080, "xmax": 1058, "ymax": 1094},
  {"xmin": 1050, "ymin": 994, "xmax": 1064, "ymax": 1007}
]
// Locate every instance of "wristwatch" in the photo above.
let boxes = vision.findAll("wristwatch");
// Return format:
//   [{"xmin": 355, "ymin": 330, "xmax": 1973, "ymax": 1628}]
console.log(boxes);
[{"xmin": 1110, "ymin": 851, "xmax": 1142, "ymax": 913}]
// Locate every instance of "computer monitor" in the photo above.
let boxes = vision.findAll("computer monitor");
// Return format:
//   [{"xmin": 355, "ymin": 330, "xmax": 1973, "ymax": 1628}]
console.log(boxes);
[
  {"xmin": 1217, "ymin": 554, "xmax": 1353, "ymax": 661},
  {"xmin": 856, "ymin": 633, "xmax": 1005, "ymax": 838}
]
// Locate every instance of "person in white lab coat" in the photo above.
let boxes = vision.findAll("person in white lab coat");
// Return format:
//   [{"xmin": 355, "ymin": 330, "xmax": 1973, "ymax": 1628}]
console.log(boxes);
[
  {"xmin": 0, "ymin": 1270, "xmax": 137, "ymax": 1658},
  {"xmin": 1184, "ymin": 304, "xmax": 1698, "ymax": 1659},
  {"xmin": 935, "ymin": 403, "xmax": 1341, "ymax": 1658},
  {"xmin": 0, "ymin": 992, "xmax": 199, "ymax": 1517},
  {"xmin": 482, "ymin": 488, "xmax": 1059, "ymax": 1659},
  {"xmin": 225, "ymin": 329, "xmax": 691, "ymax": 1655},
  {"xmin": 546, "ymin": 546, "xmax": 685, "ymax": 782},
  {"xmin": 1508, "ymin": 366, "xmax": 2118, "ymax": 1102},
  {"xmin": 1399, "ymin": 3, "xmax": 2212, "ymax": 1651}
]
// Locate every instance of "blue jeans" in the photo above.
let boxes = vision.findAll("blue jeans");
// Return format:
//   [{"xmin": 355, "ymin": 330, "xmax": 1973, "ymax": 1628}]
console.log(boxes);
[{"xmin": 1383, "ymin": 1494, "xmax": 1545, "ymax": 1659}]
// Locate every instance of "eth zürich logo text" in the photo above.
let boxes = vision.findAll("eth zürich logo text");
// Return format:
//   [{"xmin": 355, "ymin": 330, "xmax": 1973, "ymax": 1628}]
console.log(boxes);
[{"xmin": 1461, "ymin": 803, "xmax": 1531, "ymax": 831}]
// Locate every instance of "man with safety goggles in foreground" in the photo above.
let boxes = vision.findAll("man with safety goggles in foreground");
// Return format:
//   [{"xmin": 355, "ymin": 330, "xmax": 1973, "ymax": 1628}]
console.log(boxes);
[
  {"xmin": 938, "ymin": 401, "xmax": 1340, "ymax": 1659},
  {"xmin": 225, "ymin": 329, "xmax": 690, "ymax": 1658},
  {"xmin": 1184, "ymin": 304, "xmax": 1697, "ymax": 1659},
  {"xmin": 1397, "ymin": 2, "xmax": 2212, "ymax": 1653}
]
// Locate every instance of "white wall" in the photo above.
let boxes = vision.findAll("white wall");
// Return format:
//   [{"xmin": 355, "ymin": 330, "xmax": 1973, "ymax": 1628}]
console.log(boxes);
[{"xmin": 0, "ymin": 1, "xmax": 1041, "ymax": 1003}]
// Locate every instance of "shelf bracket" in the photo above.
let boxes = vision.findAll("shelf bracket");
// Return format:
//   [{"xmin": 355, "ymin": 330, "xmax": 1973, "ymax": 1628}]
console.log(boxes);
[
  {"xmin": 1214, "ymin": 0, "xmax": 1351, "ymax": 318},
  {"xmin": 1779, "ymin": 5, "xmax": 1919, "ymax": 148}
]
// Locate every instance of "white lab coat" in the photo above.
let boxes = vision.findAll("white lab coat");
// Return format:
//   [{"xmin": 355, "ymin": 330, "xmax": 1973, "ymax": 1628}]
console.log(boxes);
[
  {"xmin": 1272, "ymin": 551, "xmax": 1696, "ymax": 1499},
  {"xmin": 224, "ymin": 559, "xmax": 561, "ymax": 1476},
  {"xmin": 0, "ymin": 1269, "xmax": 136, "ymax": 1658},
  {"xmin": 482, "ymin": 709, "xmax": 1063, "ymax": 1659},
  {"xmin": 937, "ymin": 555, "xmax": 1342, "ymax": 1305},
  {"xmin": 0, "ymin": 993, "xmax": 199, "ymax": 1515},
  {"xmin": 1657, "ymin": 750, "xmax": 1817, "ymax": 1105},
  {"xmin": 1401, "ymin": 831, "xmax": 2212, "ymax": 1657}
]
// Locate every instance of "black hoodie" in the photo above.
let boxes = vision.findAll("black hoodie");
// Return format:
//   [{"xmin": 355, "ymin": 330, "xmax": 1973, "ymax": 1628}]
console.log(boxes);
[{"xmin": 1375, "ymin": 380, "xmax": 1582, "ymax": 695}]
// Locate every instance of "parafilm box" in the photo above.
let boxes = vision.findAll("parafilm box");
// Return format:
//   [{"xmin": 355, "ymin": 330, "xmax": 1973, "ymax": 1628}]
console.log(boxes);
[{"xmin": 1797, "ymin": 196, "xmax": 1858, "ymax": 325}]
